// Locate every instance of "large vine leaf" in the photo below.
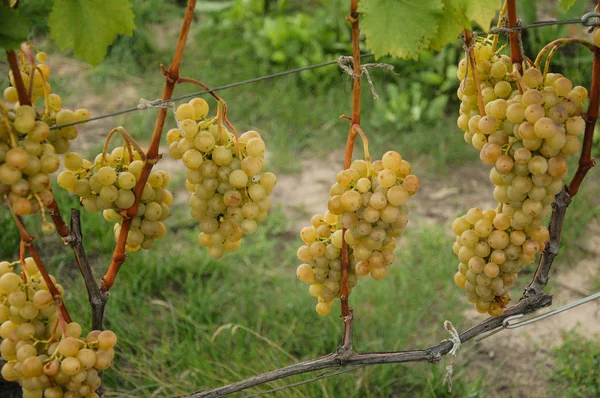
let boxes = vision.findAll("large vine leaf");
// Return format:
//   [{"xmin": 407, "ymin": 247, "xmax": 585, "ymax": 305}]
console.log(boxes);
[
  {"xmin": 429, "ymin": 0, "xmax": 469, "ymax": 51},
  {"xmin": 0, "ymin": 6, "xmax": 31, "ymax": 50},
  {"xmin": 359, "ymin": 0, "xmax": 501, "ymax": 59},
  {"xmin": 465, "ymin": 0, "xmax": 501, "ymax": 31},
  {"xmin": 359, "ymin": 0, "xmax": 444, "ymax": 59},
  {"xmin": 48, "ymin": 0, "xmax": 135, "ymax": 66}
]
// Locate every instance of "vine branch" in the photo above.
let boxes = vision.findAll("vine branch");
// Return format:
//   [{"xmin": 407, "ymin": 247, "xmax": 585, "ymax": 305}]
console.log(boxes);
[
  {"xmin": 47, "ymin": 199, "xmax": 108, "ymax": 330},
  {"xmin": 5, "ymin": 50, "xmax": 31, "ymax": 106},
  {"xmin": 338, "ymin": 0, "xmax": 361, "ymax": 352},
  {"xmin": 568, "ymin": 42, "xmax": 599, "ymax": 195},
  {"xmin": 506, "ymin": 0, "xmax": 523, "ymax": 71},
  {"xmin": 101, "ymin": 0, "xmax": 197, "ymax": 291},
  {"xmin": 9, "ymin": 210, "xmax": 71, "ymax": 323},
  {"xmin": 185, "ymin": 293, "xmax": 552, "ymax": 398}
]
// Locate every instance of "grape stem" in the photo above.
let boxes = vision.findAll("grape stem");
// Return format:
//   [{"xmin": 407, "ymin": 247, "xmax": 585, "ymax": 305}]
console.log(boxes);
[
  {"xmin": 568, "ymin": 30, "xmax": 600, "ymax": 196},
  {"xmin": 5, "ymin": 50, "xmax": 31, "ymax": 106},
  {"xmin": 177, "ymin": 76, "xmax": 242, "ymax": 160},
  {"xmin": 102, "ymin": 126, "xmax": 146, "ymax": 163},
  {"xmin": 534, "ymin": 38, "xmax": 595, "ymax": 69},
  {"xmin": 462, "ymin": 29, "xmax": 485, "ymax": 116},
  {"xmin": 338, "ymin": 0, "xmax": 361, "ymax": 352},
  {"xmin": 101, "ymin": 0, "xmax": 198, "ymax": 292},
  {"xmin": 8, "ymin": 206, "xmax": 72, "ymax": 323}
]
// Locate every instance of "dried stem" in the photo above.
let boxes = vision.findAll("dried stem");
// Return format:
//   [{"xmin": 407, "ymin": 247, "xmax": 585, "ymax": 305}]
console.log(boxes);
[
  {"xmin": 524, "ymin": 188, "xmax": 570, "ymax": 297},
  {"xmin": 5, "ymin": 50, "xmax": 31, "ymax": 106},
  {"xmin": 338, "ymin": 0, "xmax": 361, "ymax": 351},
  {"xmin": 46, "ymin": 197, "xmax": 70, "ymax": 240},
  {"xmin": 568, "ymin": 45, "xmax": 599, "ymax": 195},
  {"xmin": 506, "ymin": 0, "xmax": 523, "ymax": 71},
  {"xmin": 10, "ymin": 212, "xmax": 71, "ymax": 323},
  {"xmin": 69, "ymin": 210, "xmax": 108, "ymax": 330},
  {"xmin": 47, "ymin": 199, "xmax": 108, "ymax": 329},
  {"xmin": 101, "ymin": 0, "xmax": 197, "ymax": 291},
  {"xmin": 185, "ymin": 293, "xmax": 551, "ymax": 398},
  {"xmin": 462, "ymin": 29, "xmax": 485, "ymax": 116}
]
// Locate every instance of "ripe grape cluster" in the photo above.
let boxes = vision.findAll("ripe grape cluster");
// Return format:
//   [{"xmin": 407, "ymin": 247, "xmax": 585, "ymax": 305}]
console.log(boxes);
[
  {"xmin": 453, "ymin": 41, "xmax": 584, "ymax": 315},
  {"xmin": 296, "ymin": 151, "xmax": 419, "ymax": 315},
  {"xmin": 0, "ymin": 258, "xmax": 116, "ymax": 397},
  {"xmin": 4, "ymin": 51, "xmax": 89, "ymax": 154},
  {"xmin": 1, "ymin": 50, "xmax": 87, "ymax": 222},
  {"xmin": 167, "ymin": 98, "xmax": 277, "ymax": 259},
  {"xmin": 57, "ymin": 148, "xmax": 172, "ymax": 251}
]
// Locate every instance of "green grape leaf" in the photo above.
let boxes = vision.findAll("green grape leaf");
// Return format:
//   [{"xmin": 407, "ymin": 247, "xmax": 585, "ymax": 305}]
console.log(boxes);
[
  {"xmin": 558, "ymin": 0, "xmax": 577, "ymax": 13},
  {"xmin": 48, "ymin": 0, "xmax": 135, "ymax": 65},
  {"xmin": 429, "ymin": 0, "xmax": 469, "ymax": 51},
  {"xmin": 359, "ymin": 0, "xmax": 443, "ymax": 59},
  {"xmin": 0, "ymin": 6, "xmax": 31, "ymax": 50},
  {"xmin": 465, "ymin": 0, "xmax": 501, "ymax": 31}
]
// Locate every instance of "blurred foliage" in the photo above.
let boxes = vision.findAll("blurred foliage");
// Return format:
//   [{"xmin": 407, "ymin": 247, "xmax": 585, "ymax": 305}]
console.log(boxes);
[{"xmin": 197, "ymin": 0, "xmax": 463, "ymax": 130}]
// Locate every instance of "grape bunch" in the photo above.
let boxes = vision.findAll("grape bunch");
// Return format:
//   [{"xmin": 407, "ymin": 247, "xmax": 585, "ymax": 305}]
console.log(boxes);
[
  {"xmin": 167, "ymin": 98, "xmax": 277, "ymax": 259},
  {"xmin": 452, "ymin": 40, "xmax": 585, "ymax": 315},
  {"xmin": 450, "ymin": 207, "xmax": 549, "ymax": 316},
  {"xmin": 296, "ymin": 151, "xmax": 419, "ymax": 315},
  {"xmin": 0, "ymin": 108, "xmax": 59, "ymax": 218},
  {"xmin": 3, "ymin": 50, "xmax": 90, "ymax": 154},
  {"xmin": 0, "ymin": 49, "xmax": 88, "ymax": 224},
  {"xmin": 57, "ymin": 148, "xmax": 172, "ymax": 251},
  {"xmin": 0, "ymin": 258, "xmax": 117, "ymax": 398}
]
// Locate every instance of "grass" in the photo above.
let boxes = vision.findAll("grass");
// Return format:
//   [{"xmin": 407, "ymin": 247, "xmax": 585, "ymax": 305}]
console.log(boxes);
[
  {"xmin": 548, "ymin": 331, "xmax": 600, "ymax": 398},
  {"xmin": 32, "ymin": 185, "xmax": 483, "ymax": 396}
]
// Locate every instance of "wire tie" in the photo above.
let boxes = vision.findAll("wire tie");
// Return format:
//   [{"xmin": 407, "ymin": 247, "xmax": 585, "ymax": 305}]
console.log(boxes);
[
  {"xmin": 337, "ymin": 55, "xmax": 394, "ymax": 99},
  {"xmin": 442, "ymin": 320, "xmax": 461, "ymax": 392}
]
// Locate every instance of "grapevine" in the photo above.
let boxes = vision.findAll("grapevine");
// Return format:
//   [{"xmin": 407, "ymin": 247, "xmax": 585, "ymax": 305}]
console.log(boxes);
[{"xmin": 0, "ymin": 0, "xmax": 599, "ymax": 396}]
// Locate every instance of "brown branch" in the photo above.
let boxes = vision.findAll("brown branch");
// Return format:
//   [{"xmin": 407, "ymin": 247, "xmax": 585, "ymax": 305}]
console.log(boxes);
[
  {"xmin": 184, "ymin": 293, "xmax": 552, "ymax": 398},
  {"xmin": 568, "ymin": 45, "xmax": 599, "ymax": 196},
  {"xmin": 46, "ymin": 196, "xmax": 70, "ymax": 239},
  {"xmin": 68, "ymin": 210, "xmax": 108, "ymax": 330},
  {"xmin": 101, "ymin": 0, "xmax": 197, "ymax": 292},
  {"xmin": 506, "ymin": 0, "xmax": 523, "ymax": 71},
  {"xmin": 48, "ymin": 199, "xmax": 108, "ymax": 329},
  {"xmin": 10, "ymin": 212, "xmax": 71, "ymax": 323},
  {"xmin": 523, "ymin": 188, "xmax": 571, "ymax": 297},
  {"xmin": 338, "ymin": 0, "xmax": 361, "ymax": 351},
  {"xmin": 5, "ymin": 50, "xmax": 31, "ymax": 106}
]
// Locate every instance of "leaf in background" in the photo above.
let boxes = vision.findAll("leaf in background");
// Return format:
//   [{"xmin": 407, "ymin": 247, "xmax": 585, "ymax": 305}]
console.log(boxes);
[
  {"xmin": 465, "ymin": 0, "xmax": 501, "ymax": 31},
  {"xmin": 48, "ymin": 0, "xmax": 135, "ymax": 66},
  {"xmin": 359, "ymin": 0, "xmax": 443, "ymax": 59},
  {"xmin": 429, "ymin": 0, "xmax": 469, "ymax": 51},
  {"xmin": 0, "ymin": 6, "xmax": 31, "ymax": 50},
  {"xmin": 558, "ymin": 0, "xmax": 578, "ymax": 13}
]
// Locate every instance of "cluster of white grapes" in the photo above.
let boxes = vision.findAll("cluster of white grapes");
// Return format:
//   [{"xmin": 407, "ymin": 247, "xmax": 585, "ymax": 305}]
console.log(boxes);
[
  {"xmin": 1, "ymin": 51, "xmax": 88, "ymax": 223},
  {"xmin": 453, "ymin": 41, "xmax": 585, "ymax": 316},
  {"xmin": 167, "ymin": 98, "xmax": 276, "ymax": 259},
  {"xmin": 0, "ymin": 258, "xmax": 117, "ymax": 397},
  {"xmin": 57, "ymin": 149, "xmax": 172, "ymax": 251},
  {"xmin": 297, "ymin": 151, "xmax": 419, "ymax": 315}
]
